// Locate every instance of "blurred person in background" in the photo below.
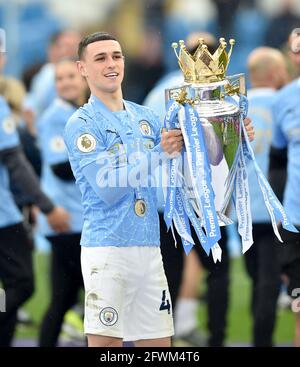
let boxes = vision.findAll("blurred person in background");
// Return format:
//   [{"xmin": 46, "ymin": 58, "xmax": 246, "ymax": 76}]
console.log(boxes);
[
  {"xmin": 0, "ymin": 52, "xmax": 26, "ymax": 119},
  {"xmin": 123, "ymin": 27, "xmax": 165, "ymax": 104},
  {"xmin": 212, "ymin": 0, "xmax": 241, "ymax": 38},
  {"xmin": 0, "ymin": 96, "xmax": 70, "ymax": 347},
  {"xmin": 244, "ymin": 46, "xmax": 288, "ymax": 347},
  {"xmin": 0, "ymin": 41, "xmax": 39, "ymax": 328},
  {"xmin": 23, "ymin": 30, "xmax": 82, "ymax": 125},
  {"xmin": 269, "ymin": 29, "xmax": 300, "ymax": 347},
  {"xmin": 20, "ymin": 30, "xmax": 82, "ymax": 189},
  {"xmin": 144, "ymin": 32, "xmax": 231, "ymax": 347},
  {"xmin": 37, "ymin": 59, "xmax": 87, "ymax": 347},
  {"xmin": 265, "ymin": 0, "xmax": 300, "ymax": 49}
]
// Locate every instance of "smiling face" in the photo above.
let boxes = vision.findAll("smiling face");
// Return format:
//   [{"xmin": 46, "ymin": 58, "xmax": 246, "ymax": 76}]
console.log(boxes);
[
  {"xmin": 55, "ymin": 61, "xmax": 87, "ymax": 104},
  {"xmin": 77, "ymin": 40, "xmax": 124, "ymax": 96}
]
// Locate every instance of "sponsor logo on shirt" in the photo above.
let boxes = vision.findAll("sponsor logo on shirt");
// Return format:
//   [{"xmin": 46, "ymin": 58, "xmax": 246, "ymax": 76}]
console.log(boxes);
[
  {"xmin": 2, "ymin": 116, "xmax": 16, "ymax": 134},
  {"xmin": 50, "ymin": 136, "xmax": 65, "ymax": 152}
]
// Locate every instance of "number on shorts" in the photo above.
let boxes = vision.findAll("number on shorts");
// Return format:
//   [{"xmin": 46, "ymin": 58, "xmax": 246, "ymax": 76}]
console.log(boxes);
[{"xmin": 159, "ymin": 290, "xmax": 171, "ymax": 314}]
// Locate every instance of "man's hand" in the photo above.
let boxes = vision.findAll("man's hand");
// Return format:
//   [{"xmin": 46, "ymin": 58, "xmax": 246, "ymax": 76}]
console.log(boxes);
[
  {"xmin": 244, "ymin": 117, "xmax": 255, "ymax": 142},
  {"xmin": 161, "ymin": 128, "xmax": 184, "ymax": 157},
  {"xmin": 46, "ymin": 206, "xmax": 70, "ymax": 233}
]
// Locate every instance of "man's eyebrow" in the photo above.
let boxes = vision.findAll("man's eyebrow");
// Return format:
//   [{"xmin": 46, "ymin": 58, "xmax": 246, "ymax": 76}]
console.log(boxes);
[{"xmin": 93, "ymin": 51, "xmax": 122, "ymax": 58}]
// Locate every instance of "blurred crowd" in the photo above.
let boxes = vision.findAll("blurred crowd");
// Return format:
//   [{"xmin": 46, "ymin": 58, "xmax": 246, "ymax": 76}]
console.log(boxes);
[{"xmin": 0, "ymin": 0, "xmax": 300, "ymax": 348}]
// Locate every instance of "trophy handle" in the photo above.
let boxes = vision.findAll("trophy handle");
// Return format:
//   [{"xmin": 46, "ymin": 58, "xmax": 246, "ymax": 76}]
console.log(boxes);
[{"xmin": 225, "ymin": 73, "xmax": 246, "ymax": 96}]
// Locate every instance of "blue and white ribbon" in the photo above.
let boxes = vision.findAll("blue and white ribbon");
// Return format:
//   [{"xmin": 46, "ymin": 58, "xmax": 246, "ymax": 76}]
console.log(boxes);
[
  {"xmin": 163, "ymin": 99, "xmax": 182, "ymax": 229},
  {"xmin": 163, "ymin": 99, "xmax": 222, "ymax": 261},
  {"xmin": 163, "ymin": 99, "xmax": 195, "ymax": 255},
  {"xmin": 227, "ymin": 94, "xmax": 298, "ymax": 251},
  {"xmin": 238, "ymin": 94, "xmax": 298, "ymax": 239},
  {"xmin": 181, "ymin": 104, "xmax": 221, "ymax": 253}
]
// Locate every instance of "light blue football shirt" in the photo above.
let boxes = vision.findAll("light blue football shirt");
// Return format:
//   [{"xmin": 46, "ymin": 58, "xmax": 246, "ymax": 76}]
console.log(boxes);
[
  {"xmin": 247, "ymin": 88, "xmax": 276, "ymax": 223},
  {"xmin": 64, "ymin": 95, "xmax": 164, "ymax": 247},
  {"xmin": 272, "ymin": 77, "xmax": 300, "ymax": 225}
]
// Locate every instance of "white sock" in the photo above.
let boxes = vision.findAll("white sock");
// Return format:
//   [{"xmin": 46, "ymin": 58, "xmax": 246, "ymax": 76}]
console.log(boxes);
[{"xmin": 174, "ymin": 298, "xmax": 199, "ymax": 337}]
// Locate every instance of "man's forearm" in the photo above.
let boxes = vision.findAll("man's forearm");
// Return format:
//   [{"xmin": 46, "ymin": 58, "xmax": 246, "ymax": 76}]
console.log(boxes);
[
  {"xmin": 0, "ymin": 146, "xmax": 54, "ymax": 214},
  {"xmin": 268, "ymin": 145, "xmax": 287, "ymax": 202},
  {"xmin": 82, "ymin": 144, "xmax": 165, "ymax": 206},
  {"xmin": 51, "ymin": 161, "xmax": 75, "ymax": 181}
]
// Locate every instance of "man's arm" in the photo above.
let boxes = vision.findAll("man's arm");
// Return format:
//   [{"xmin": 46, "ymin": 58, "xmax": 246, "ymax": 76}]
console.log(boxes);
[
  {"xmin": 268, "ymin": 96, "xmax": 288, "ymax": 202},
  {"xmin": 81, "ymin": 142, "xmax": 165, "ymax": 206},
  {"xmin": 51, "ymin": 161, "xmax": 74, "ymax": 181},
  {"xmin": 82, "ymin": 129, "xmax": 183, "ymax": 206},
  {"xmin": 0, "ymin": 146, "xmax": 54, "ymax": 213},
  {"xmin": 268, "ymin": 145, "xmax": 287, "ymax": 202},
  {"xmin": 0, "ymin": 146, "xmax": 70, "ymax": 232}
]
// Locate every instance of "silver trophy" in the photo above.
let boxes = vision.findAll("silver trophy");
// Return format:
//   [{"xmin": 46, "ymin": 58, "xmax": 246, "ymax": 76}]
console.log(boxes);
[{"xmin": 165, "ymin": 38, "xmax": 246, "ymax": 220}]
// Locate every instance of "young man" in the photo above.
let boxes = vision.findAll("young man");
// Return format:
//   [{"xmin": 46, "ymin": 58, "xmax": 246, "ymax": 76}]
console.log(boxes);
[
  {"xmin": 38, "ymin": 59, "xmax": 87, "ymax": 347},
  {"xmin": 63, "ymin": 32, "xmax": 183, "ymax": 348},
  {"xmin": 64, "ymin": 32, "xmax": 254, "ymax": 348}
]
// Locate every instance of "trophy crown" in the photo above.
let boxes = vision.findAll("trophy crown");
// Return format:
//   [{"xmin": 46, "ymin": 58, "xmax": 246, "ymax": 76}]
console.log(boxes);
[{"xmin": 172, "ymin": 37, "xmax": 235, "ymax": 83}]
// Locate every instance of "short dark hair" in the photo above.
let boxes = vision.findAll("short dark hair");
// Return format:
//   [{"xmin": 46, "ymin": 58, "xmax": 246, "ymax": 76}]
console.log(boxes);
[{"xmin": 78, "ymin": 32, "xmax": 117, "ymax": 59}]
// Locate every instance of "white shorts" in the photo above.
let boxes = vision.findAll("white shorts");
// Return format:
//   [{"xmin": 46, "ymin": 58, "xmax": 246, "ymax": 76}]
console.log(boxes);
[{"xmin": 81, "ymin": 246, "xmax": 174, "ymax": 341}]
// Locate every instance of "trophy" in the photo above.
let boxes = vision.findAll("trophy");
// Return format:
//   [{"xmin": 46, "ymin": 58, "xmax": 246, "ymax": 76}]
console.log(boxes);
[{"xmin": 163, "ymin": 38, "xmax": 297, "ymax": 260}]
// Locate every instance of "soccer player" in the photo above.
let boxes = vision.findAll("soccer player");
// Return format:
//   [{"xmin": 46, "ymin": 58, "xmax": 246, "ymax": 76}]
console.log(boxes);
[
  {"xmin": 64, "ymin": 32, "xmax": 254, "ymax": 348},
  {"xmin": 63, "ymin": 32, "xmax": 188, "ymax": 348},
  {"xmin": 0, "ymin": 96, "xmax": 70, "ymax": 346},
  {"xmin": 37, "ymin": 59, "xmax": 88, "ymax": 346}
]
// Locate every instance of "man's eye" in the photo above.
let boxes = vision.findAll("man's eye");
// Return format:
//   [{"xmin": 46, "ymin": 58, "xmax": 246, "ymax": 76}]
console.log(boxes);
[
  {"xmin": 114, "ymin": 55, "xmax": 122, "ymax": 59},
  {"xmin": 95, "ymin": 57, "xmax": 105, "ymax": 62}
]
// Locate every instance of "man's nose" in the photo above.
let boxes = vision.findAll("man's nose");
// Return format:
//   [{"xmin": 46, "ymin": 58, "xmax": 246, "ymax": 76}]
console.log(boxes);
[{"xmin": 106, "ymin": 56, "xmax": 116, "ymax": 68}]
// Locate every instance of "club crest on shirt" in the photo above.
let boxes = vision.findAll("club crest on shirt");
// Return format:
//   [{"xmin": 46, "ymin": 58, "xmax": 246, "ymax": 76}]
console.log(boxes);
[
  {"xmin": 2, "ymin": 116, "xmax": 16, "ymax": 134},
  {"xmin": 50, "ymin": 136, "xmax": 65, "ymax": 153},
  {"xmin": 139, "ymin": 120, "xmax": 151, "ymax": 136},
  {"xmin": 77, "ymin": 133, "xmax": 96, "ymax": 153},
  {"xmin": 99, "ymin": 307, "xmax": 118, "ymax": 326}
]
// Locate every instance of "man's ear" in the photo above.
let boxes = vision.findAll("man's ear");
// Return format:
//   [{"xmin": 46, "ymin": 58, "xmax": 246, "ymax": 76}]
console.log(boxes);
[{"xmin": 77, "ymin": 60, "xmax": 87, "ymax": 78}]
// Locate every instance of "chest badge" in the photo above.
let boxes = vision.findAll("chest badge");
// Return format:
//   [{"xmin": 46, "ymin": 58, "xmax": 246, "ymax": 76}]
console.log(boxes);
[
  {"xmin": 77, "ymin": 133, "xmax": 96, "ymax": 153},
  {"xmin": 139, "ymin": 120, "xmax": 152, "ymax": 136},
  {"xmin": 2, "ymin": 116, "xmax": 16, "ymax": 134},
  {"xmin": 50, "ymin": 136, "xmax": 65, "ymax": 153}
]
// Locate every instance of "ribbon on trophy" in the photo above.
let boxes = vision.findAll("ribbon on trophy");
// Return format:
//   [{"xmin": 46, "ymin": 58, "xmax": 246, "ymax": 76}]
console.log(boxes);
[
  {"xmin": 163, "ymin": 99, "xmax": 195, "ymax": 256},
  {"xmin": 163, "ymin": 99, "xmax": 222, "ymax": 261},
  {"xmin": 226, "ymin": 94, "xmax": 298, "ymax": 252}
]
